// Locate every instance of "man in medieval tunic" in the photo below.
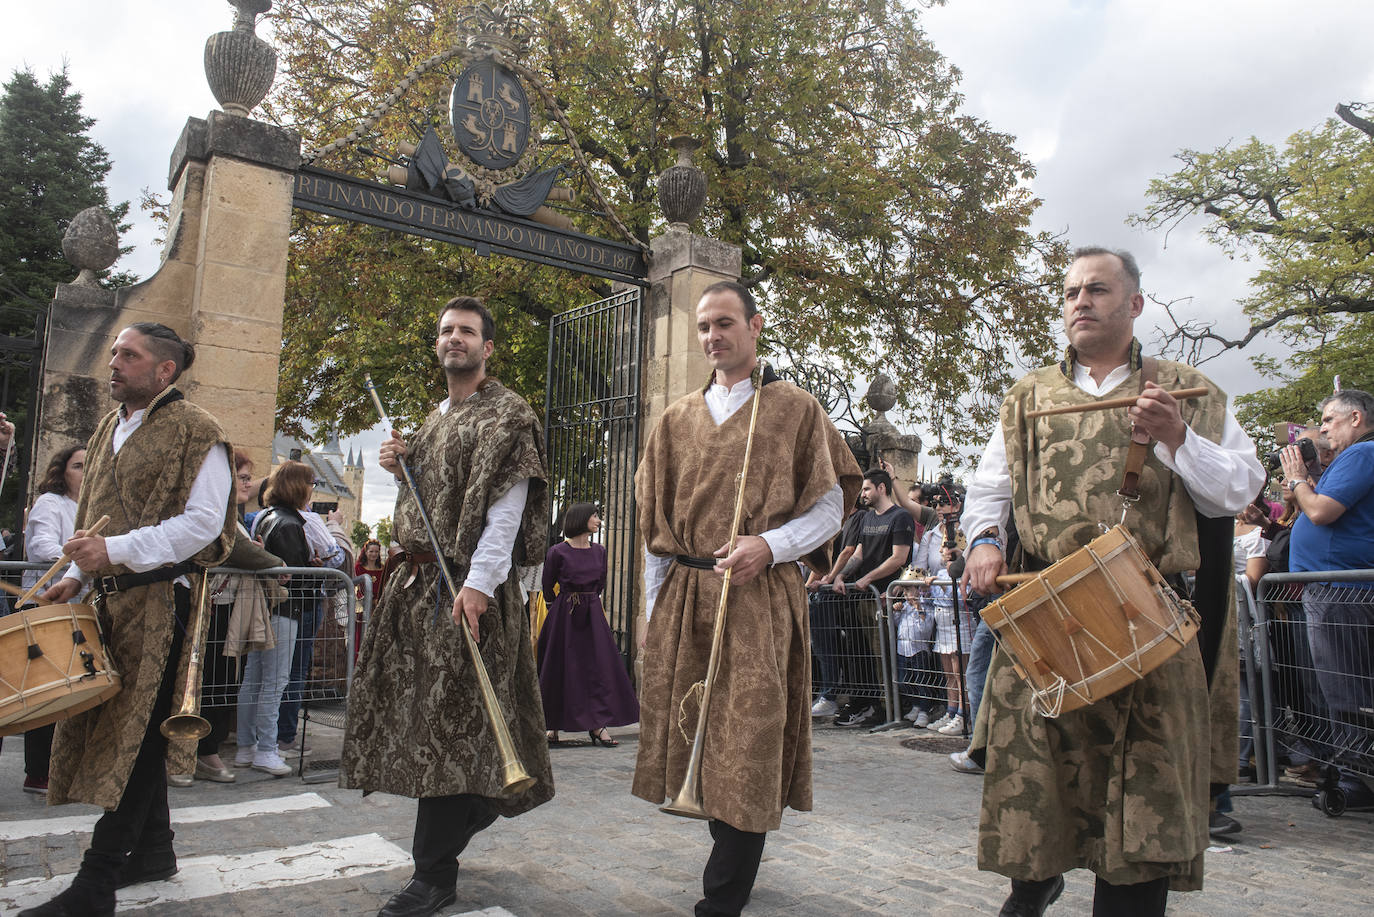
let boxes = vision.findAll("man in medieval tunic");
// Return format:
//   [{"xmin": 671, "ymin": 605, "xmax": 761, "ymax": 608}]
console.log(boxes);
[
  {"xmin": 961, "ymin": 248, "xmax": 1264, "ymax": 917},
  {"xmin": 342, "ymin": 295, "xmax": 552, "ymax": 917},
  {"xmin": 633, "ymin": 281, "xmax": 861, "ymax": 917},
  {"xmin": 22, "ymin": 323, "xmax": 235, "ymax": 917}
]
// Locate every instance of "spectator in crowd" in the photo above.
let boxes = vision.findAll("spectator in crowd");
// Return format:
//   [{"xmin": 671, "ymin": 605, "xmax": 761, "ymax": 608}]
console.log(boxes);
[
  {"xmin": 891, "ymin": 583, "xmax": 941, "ymax": 727},
  {"xmin": 928, "ymin": 544, "xmax": 974, "ymax": 737},
  {"xmin": 355, "ymin": 538, "xmax": 384, "ymax": 662},
  {"xmin": 235, "ymin": 461, "xmax": 316, "ymax": 778},
  {"xmin": 16, "ymin": 444, "xmax": 86, "ymax": 795},
  {"xmin": 1281, "ymin": 388, "xmax": 1374, "ymax": 808},
  {"xmin": 830, "ymin": 468, "xmax": 915, "ymax": 727},
  {"xmin": 265, "ymin": 502, "xmax": 347, "ymax": 759},
  {"xmin": 807, "ymin": 501, "xmax": 866, "ymax": 717}
]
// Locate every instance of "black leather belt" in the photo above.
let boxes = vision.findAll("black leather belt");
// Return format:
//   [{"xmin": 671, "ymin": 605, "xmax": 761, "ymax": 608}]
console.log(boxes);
[
  {"xmin": 95, "ymin": 561, "xmax": 198, "ymax": 595},
  {"xmin": 673, "ymin": 555, "xmax": 717, "ymax": 570}
]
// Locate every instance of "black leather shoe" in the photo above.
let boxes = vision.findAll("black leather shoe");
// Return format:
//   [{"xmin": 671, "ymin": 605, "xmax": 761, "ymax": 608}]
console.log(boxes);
[
  {"xmin": 998, "ymin": 874, "xmax": 1065, "ymax": 917},
  {"xmin": 377, "ymin": 878, "xmax": 458, "ymax": 917},
  {"xmin": 18, "ymin": 884, "xmax": 115, "ymax": 917},
  {"xmin": 116, "ymin": 848, "xmax": 179, "ymax": 889},
  {"xmin": 1209, "ymin": 810, "xmax": 1243, "ymax": 838}
]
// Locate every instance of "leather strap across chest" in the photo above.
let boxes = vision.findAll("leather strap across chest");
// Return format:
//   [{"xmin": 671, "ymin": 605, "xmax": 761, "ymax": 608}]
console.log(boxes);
[{"xmin": 1117, "ymin": 356, "xmax": 1158, "ymax": 500}]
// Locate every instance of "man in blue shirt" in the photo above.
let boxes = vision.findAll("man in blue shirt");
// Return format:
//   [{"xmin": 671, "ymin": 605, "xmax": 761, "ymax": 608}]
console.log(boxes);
[{"xmin": 1281, "ymin": 388, "xmax": 1374, "ymax": 808}]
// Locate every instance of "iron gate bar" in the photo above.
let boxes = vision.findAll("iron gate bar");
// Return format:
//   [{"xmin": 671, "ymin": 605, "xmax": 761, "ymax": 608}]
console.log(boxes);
[
  {"xmin": 544, "ymin": 288, "xmax": 642, "ymax": 659},
  {"xmin": 293, "ymin": 167, "xmax": 648, "ymax": 286}
]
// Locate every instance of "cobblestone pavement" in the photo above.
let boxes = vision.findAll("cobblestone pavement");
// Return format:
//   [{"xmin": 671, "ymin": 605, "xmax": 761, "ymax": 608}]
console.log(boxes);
[{"xmin": 2, "ymin": 720, "xmax": 1371, "ymax": 915}]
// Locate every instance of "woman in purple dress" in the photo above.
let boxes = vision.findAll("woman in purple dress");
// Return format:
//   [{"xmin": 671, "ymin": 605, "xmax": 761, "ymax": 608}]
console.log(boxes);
[{"xmin": 537, "ymin": 503, "xmax": 639, "ymax": 746}]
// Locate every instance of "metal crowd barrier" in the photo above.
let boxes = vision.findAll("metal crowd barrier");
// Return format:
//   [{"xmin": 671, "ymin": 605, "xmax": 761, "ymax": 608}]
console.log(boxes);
[
  {"xmin": 0, "ymin": 561, "xmax": 369, "ymax": 783},
  {"xmin": 807, "ymin": 583, "xmax": 893, "ymax": 730},
  {"xmin": 1238, "ymin": 567, "xmax": 1374, "ymax": 816},
  {"xmin": 885, "ymin": 578, "xmax": 972, "ymax": 737}
]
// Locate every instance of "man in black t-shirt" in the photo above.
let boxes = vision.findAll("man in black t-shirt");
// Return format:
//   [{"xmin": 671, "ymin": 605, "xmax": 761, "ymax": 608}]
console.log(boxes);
[{"xmin": 826, "ymin": 469, "xmax": 915, "ymax": 726}]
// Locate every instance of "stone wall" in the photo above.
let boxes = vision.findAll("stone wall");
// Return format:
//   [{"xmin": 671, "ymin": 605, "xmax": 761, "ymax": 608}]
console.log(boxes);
[{"xmin": 33, "ymin": 113, "xmax": 299, "ymax": 505}]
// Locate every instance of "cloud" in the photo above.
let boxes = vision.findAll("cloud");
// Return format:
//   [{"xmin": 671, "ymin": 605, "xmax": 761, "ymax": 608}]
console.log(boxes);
[{"xmin": 923, "ymin": 0, "xmax": 1374, "ymax": 418}]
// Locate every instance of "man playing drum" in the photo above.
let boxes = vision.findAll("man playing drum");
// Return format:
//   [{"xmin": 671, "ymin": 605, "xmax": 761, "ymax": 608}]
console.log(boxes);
[
  {"xmin": 21, "ymin": 323, "xmax": 236, "ymax": 917},
  {"xmin": 633, "ymin": 281, "xmax": 861, "ymax": 916},
  {"xmin": 960, "ymin": 248, "xmax": 1264, "ymax": 916}
]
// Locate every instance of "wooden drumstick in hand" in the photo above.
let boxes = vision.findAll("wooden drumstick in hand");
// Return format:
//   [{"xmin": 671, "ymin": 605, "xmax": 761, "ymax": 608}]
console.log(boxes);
[{"xmin": 17, "ymin": 514, "xmax": 111, "ymax": 608}]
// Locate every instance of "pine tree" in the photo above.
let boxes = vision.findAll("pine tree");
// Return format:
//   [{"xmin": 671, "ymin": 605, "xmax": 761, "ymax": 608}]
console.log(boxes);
[{"xmin": 0, "ymin": 66, "xmax": 132, "ymax": 307}]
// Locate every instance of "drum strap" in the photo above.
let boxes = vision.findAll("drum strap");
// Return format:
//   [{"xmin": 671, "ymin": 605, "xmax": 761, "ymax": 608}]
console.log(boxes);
[{"xmin": 1117, "ymin": 356, "xmax": 1158, "ymax": 500}]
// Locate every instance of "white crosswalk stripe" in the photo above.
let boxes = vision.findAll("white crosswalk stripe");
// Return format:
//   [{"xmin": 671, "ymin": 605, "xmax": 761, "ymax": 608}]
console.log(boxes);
[
  {"xmin": 0, "ymin": 791, "xmax": 332, "ymax": 841},
  {"xmin": 0, "ymin": 832, "xmax": 410, "ymax": 912}
]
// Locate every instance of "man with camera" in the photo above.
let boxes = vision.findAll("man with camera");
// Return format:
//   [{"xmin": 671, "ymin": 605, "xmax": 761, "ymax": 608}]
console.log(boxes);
[{"xmin": 1281, "ymin": 389, "xmax": 1374, "ymax": 809}]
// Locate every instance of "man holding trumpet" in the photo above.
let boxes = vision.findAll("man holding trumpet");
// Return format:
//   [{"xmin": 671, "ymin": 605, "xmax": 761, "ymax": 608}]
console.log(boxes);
[
  {"xmin": 342, "ymin": 295, "xmax": 553, "ymax": 917},
  {"xmin": 21, "ymin": 323, "xmax": 236, "ymax": 917},
  {"xmin": 960, "ymin": 248, "xmax": 1263, "ymax": 916},
  {"xmin": 633, "ymin": 281, "xmax": 860, "ymax": 917}
]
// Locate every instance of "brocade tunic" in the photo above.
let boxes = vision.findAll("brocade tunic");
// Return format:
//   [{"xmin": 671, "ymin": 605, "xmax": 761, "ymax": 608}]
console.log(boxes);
[
  {"xmin": 342, "ymin": 378, "xmax": 553, "ymax": 816},
  {"xmin": 48, "ymin": 388, "xmax": 235, "ymax": 810},
  {"xmin": 632, "ymin": 376, "xmax": 861, "ymax": 833},
  {"xmin": 973, "ymin": 351, "xmax": 1234, "ymax": 891}
]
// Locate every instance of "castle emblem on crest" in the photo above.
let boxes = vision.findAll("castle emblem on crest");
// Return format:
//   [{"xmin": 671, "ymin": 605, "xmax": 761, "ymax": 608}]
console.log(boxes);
[{"xmin": 450, "ymin": 59, "xmax": 530, "ymax": 171}]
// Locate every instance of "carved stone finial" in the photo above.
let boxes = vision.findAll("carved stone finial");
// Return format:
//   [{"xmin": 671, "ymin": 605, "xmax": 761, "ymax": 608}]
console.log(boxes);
[
  {"xmin": 862, "ymin": 373, "xmax": 922, "ymax": 471},
  {"xmin": 205, "ymin": 1, "xmax": 278, "ymax": 117},
  {"xmin": 864, "ymin": 374, "xmax": 898, "ymax": 413},
  {"xmin": 657, "ymin": 136, "xmax": 707, "ymax": 229},
  {"xmin": 62, "ymin": 207, "xmax": 120, "ymax": 286}
]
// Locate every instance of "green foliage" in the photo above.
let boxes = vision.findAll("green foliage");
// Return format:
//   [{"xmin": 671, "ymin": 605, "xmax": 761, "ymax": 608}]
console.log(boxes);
[
  {"xmin": 0, "ymin": 67, "xmax": 132, "ymax": 304},
  {"xmin": 1134, "ymin": 103, "xmax": 1374, "ymax": 443},
  {"xmin": 374, "ymin": 515, "xmax": 393, "ymax": 548},
  {"xmin": 266, "ymin": 1, "xmax": 1064, "ymax": 457},
  {"xmin": 350, "ymin": 519, "xmax": 373, "ymax": 549}
]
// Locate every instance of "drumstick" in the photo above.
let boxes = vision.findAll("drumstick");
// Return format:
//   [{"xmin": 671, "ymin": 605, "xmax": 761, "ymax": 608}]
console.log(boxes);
[
  {"xmin": 1025, "ymin": 387, "xmax": 1209, "ymax": 418},
  {"xmin": 995, "ymin": 573, "xmax": 1037, "ymax": 587},
  {"xmin": 0, "ymin": 579, "xmax": 25, "ymax": 598},
  {"xmin": 15, "ymin": 514, "xmax": 111, "ymax": 608}
]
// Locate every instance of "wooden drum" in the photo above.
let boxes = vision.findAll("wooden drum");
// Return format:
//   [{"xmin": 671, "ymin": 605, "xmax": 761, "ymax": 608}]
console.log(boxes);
[
  {"xmin": 981, "ymin": 526, "xmax": 1199, "ymax": 717},
  {"xmin": 0, "ymin": 603, "xmax": 121, "ymax": 736}
]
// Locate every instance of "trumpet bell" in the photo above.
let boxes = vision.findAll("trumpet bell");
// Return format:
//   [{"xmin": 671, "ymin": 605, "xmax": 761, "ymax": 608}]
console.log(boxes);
[
  {"xmin": 160, "ymin": 713, "xmax": 211, "ymax": 741},
  {"xmin": 501, "ymin": 762, "xmax": 536, "ymax": 796},
  {"xmin": 659, "ymin": 794, "xmax": 711, "ymax": 820}
]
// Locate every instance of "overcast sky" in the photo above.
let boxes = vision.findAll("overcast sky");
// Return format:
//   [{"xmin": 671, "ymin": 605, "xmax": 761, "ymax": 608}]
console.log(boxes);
[{"xmin": 6, "ymin": 1, "xmax": 1374, "ymax": 522}]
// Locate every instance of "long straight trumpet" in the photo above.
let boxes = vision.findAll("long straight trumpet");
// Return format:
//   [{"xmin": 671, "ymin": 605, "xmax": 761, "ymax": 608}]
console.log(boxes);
[
  {"xmin": 364, "ymin": 375, "xmax": 535, "ymax": 796},
  {"xmin": 661, "ymin": 364, "xmax": 765, "ymax": 819},
  {"xmin": 162, "ymin": 570, "xmax": 213, "ymax": 740}
]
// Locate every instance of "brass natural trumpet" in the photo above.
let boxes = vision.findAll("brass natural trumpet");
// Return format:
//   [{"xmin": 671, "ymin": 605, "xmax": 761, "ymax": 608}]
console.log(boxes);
[
  {"xmin": 661, "ymin": 364, "xmax": 765, "ymax": 820},
  {"xmin": 162, "ymin": 570, "xmax": 212, "ymax": 741}
]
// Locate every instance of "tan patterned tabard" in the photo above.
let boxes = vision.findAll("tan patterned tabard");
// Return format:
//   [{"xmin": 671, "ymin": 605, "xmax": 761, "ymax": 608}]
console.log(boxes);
[
  {"xmin": 632, "ymin": 375, "xmax": 862, "ymax": 834},
  {"xmin": 48, "ymin": 388, "xmax": 235, "ymax": 810},
  {"xmin": 342, "ymin": 378, "xmax": 553, "ymax": 816},
  {"xmin": 975, "ymin": 350, "xmax": 1233, "ymax": 892}
]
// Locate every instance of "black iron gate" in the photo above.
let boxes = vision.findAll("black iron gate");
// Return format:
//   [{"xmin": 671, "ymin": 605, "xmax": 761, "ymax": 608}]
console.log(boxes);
[{"xmin": 544, "ymin": 288, "xmax": 643, "ymax": 657}]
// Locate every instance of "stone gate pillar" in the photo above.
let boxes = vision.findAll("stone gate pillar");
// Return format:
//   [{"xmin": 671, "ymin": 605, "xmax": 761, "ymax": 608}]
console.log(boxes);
[{"xmin": 34, "ymin": 113, "xmax": 299, "ymax": 491}]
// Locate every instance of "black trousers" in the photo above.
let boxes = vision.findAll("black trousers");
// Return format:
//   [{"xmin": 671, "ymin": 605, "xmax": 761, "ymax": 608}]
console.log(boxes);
[
  {"xmin": 696, "ymin": 819, "xmax": 766, "ymax": 917},
  {"xmin": 24, "ymin": 723, "xmax": 54, "ymax": 779},
  {"xmin": 1093, "ymin": 875, "xmax": 1169, "ymax": 917},
  {"xmin": 411, "ymin": 793, "xmax": 498, "ymax": 888},
  {"xmin": 75, "ymin": 586, "xmax": 190, "ymax": 893}
]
